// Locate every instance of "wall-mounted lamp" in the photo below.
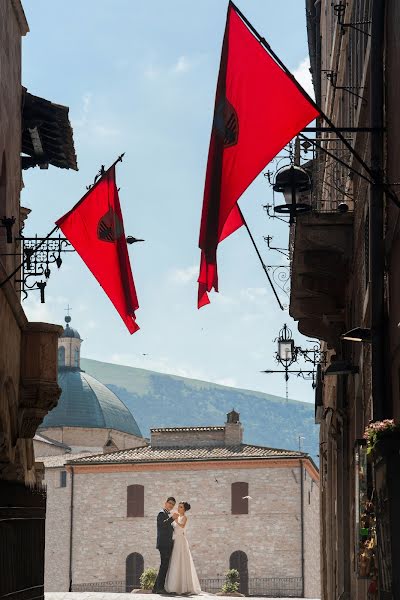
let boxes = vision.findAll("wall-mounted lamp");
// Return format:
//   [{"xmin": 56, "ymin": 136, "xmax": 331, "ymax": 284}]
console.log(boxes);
[{"xmin": 273, "ymin": 165, "xmax": 312, "ymax": 224}]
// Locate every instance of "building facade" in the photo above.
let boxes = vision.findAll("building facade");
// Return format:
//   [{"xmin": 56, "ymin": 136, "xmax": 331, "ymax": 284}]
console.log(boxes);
[
  {"xmin": 288, "ymin": 1, "xmax": 400, "ymax": 598},
  {"xmin": 37, "ymin": 406, "xmax": 320, "ymax": 598},
  {"xmin": 1, "ymin": 2, "xmax": 78, "ymax": 600}
]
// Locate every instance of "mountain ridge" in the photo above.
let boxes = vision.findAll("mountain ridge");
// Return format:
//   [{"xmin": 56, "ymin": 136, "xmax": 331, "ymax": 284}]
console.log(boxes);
[{"xmin": 81, "ymin": 357, "xmax": 319, "ymax": 461}]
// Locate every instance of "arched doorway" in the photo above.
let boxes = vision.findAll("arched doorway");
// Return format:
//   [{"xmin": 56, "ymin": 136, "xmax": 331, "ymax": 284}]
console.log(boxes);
[
  {"xmin": 230, "ymin": 550, "xmax": 249, "ymax": 595},
  {"xmin": 126, "ymin": 553, "xmax": 144, "ymax": 592}
]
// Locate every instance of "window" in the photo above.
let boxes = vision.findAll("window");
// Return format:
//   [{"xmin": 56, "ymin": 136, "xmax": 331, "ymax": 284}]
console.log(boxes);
[
  {"xmin": 58, "ymin": 346, "xmax": 65, "ymax": 367},
  {"xmin": 231, "ymin": 482, "xmax": 249, "ymax": 515},
  {"xmin": 74, "ymin": 347, "xmax": 79, "ymax": 368},
  {"xmin": 127, "ymin": 484, "xmax": 144, "ymax": 517},
  {"xmin": 126, "ymin": 553, "xmax": 144, "ymax": 592},
  {"xmin": 60, "ymin": 471, "xmax": 67, "ymax": 488}
]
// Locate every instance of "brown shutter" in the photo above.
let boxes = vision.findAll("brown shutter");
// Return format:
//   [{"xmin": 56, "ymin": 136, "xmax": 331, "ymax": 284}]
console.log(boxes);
[
  {"xmin": 127, "ymin": 485, "xmax": 144, "ymax": 517},
  {"xmin": 231, "ymin": 482, "xmax": 249, "ymax": 514}
]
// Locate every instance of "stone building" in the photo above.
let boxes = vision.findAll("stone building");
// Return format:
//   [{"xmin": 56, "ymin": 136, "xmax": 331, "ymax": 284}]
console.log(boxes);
[
  {"xmin": 35, "ymin": 319, "xmax": 320, "ymax": 599},
  {"xmin": 0, "ymin": 2, "xmax": 77, "ymax": 600},
  {"xmin": 288, "ymin": 1, "xmax": 400, "ymax": 598}
]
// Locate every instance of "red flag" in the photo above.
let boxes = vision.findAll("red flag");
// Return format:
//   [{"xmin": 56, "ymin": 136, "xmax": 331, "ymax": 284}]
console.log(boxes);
[
  {"xmin": 198, "ymin": 3, "xmax": 319, "ymax": 307},
  {"xmin": 56, "ymin": 166, "xmax": 139, "ymax": 334}
]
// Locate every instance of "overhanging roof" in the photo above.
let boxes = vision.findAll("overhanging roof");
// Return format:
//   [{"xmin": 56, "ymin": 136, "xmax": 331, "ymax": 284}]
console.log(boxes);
[{"xmin": 21, "ymin": 89, "xmax": 78, "ymax": 171}]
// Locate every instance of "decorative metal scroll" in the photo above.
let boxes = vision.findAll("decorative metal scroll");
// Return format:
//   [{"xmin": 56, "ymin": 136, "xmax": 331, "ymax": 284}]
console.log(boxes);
[
  {"xmin": 16, "ymin": 234, "xmax": 74, "ymax": 302},
  {"xmin": 266, "ymin": 265, "xmax": 290, "ymax": 308}
]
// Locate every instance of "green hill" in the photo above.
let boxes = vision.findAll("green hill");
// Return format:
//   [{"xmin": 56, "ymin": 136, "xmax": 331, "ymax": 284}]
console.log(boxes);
[{"xmin": 81, "ymin": 358, "xmax": 319, "ymax": 461}]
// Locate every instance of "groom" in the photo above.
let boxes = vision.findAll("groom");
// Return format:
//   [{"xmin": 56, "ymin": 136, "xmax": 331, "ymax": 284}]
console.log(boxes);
[{"xmin": 153, "ymin": 496, "xmax": 179, "ymax": 594}]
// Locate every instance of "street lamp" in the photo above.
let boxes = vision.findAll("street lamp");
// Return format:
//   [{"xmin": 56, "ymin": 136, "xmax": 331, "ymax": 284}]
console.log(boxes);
[
  {"xmin": 262, "ymin": 324, "xmax": 326, "ymax": 398},
  {"xmin": 273, "ymin": 165, "xmax": 312, "ymax": 224},
  {"xmin": 277, "ymin": 323, "xmax": 296, "ymax": 367}
]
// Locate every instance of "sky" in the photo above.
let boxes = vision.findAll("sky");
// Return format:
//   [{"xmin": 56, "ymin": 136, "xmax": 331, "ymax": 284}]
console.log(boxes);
[{"xmin": 21, "ymin": 0, "xmax": 316, "ymax": 402}]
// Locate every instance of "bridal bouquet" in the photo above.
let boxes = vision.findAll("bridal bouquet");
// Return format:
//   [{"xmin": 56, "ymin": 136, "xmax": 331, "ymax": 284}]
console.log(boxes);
[{"xmin": 363, "ymin": 419, "xmax": 400, "ymax": 453}]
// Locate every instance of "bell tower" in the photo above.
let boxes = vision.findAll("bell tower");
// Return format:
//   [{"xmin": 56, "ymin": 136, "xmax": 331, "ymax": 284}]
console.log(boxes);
[{"xmin": 58, "ymin": 312, "xmax": 82, "ymax": 369}]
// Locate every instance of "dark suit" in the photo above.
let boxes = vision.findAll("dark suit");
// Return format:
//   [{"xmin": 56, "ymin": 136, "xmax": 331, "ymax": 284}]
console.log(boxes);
[{"xmin": 153, "ymin": 509, "xmax": 174, "ymax": 592}]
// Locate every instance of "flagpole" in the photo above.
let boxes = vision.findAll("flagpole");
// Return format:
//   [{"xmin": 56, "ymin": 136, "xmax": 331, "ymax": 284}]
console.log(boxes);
[{"xmin": 237, "ymin": 206, "xmax": 284, "ymax": 311}]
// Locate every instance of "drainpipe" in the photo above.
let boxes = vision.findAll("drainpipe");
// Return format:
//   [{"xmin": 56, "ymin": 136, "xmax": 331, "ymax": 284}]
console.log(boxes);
[
  {"xmin": 300, "ymin": 460, "xmax": 305, "ymax": 598},
  {"xmin": 370, "ymin": 0, "xmax": 386, "ymax": 421},
  {"xmin": 68, "ymin": 466, "xmax": 75, "ymax": 592}
]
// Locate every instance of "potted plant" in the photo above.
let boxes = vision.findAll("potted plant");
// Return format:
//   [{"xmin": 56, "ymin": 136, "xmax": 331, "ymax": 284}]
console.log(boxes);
[
  {"xmin": 131, "ymin": 568, "xmax": 157, "ymax": 594},
  {"xmin": 216, "ymin": 569, "xmax": 244, "ymax": 597},
  {"xmin": 363, "ymin": 419, "xmax": 400, "ymax": 457}
]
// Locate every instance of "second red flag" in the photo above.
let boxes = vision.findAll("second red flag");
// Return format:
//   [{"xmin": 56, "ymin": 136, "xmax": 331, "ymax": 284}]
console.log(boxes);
[{"xmin": 198, "ymin": 2, "xmax": 319, "ymax": 308}]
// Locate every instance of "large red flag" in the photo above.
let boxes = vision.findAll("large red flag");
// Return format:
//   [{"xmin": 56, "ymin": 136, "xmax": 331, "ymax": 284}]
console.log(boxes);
[
  {"xmin": 198, "ymin": 2, "xmax": 319, "ymax": 307},
  {"xmin": 56, "ymin": 166, "xmax": 139, "ymax": 334}
]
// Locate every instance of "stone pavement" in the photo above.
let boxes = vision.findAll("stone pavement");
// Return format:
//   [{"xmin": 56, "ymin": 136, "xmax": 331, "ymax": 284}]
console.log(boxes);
[{"xmin": 46, "ymin": 593, "xmax": 319, "ymax": 600}]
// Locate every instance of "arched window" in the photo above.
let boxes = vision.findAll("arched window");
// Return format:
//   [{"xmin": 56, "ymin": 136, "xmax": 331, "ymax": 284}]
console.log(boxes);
[
  {"xmin": 127, "ymin": 484, "xmax": 144, "ymax": 517},
  {"xmin": 58, "ymin": 346, "xmax": 65, "ymax": 367},
  {"xmin": 230, "ymin": 550, "xmax": 249, "ymax": 595},
  {"xmin": 126, "ymin": 552, "xmax": 144, "ymax": 592},
  {"xmin": 74, "ymin": 347, "xmax": 79, "ymax": 368},
  {"xmin": 231, "ymin": 482, "xmax": 249, "ymax": 515}
]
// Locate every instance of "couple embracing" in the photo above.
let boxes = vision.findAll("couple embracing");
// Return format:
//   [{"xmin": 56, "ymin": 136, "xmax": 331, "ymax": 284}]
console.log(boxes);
[{"xmin": 153, "ymin": 496, "xmax": 201, "ymax": 595}]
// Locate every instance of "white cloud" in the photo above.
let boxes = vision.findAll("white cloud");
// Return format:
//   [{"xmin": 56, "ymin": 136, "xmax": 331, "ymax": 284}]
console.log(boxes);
[
  {"xmin": 293, "ymin": 57, "xmax": 314, "ymax": 100},
  {"xmin": 144, "ymin": 55, "xmax": 194, "ymax": 81},
  {"xmin": 215, "ymin": 377, "xmax": 237, "ymax": 388},
  {"xmin": 169, "ymin": 265, "xmax": 198, "ymax": 284},
  {"xmin": 240, "ymin": 287, "xmax": 268, "ymax": 303},
  {"xmin": 172, "ymin": 56, "xmax": 191, "ymax": 74},
  {"xmin": 71, "ymin": 92, "xmax": 92, "ymax": 130},
  {"xmin": 23, "ymin": 294, "xmax": 68, "ymax": 324}
]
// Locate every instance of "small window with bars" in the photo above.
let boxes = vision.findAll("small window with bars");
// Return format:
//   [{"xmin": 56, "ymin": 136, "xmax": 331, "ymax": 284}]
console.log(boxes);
[{"xmin": 60, "ymin": 471, "xmax": 67, "ymax": 488}]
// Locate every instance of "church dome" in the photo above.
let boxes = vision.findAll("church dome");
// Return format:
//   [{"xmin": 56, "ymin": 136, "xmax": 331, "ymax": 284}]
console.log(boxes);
[{"xmin": 40, "ymin": 368, "xmax": 143, "ymax": 438}]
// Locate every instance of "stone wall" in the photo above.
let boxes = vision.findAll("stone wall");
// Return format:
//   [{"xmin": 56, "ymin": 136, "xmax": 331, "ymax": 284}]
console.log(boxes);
[
  {"xmin": 58, "ymin": 461, "xmax": 318, "ymax": 590},
  {"xmin": 40, "ymin": 426, "xmax": 146, "ymax": 450},
  {"xmin": 43, "ymin": 466, "xmax": 73, "ymax": 591},
  {"xmin": 150, "ymin": 423, "xmax": 243, "ymax": 448},
  {"xmin": 33, "ymin": 439, "xmax": 69, "ymax": 458},
  {"xmin": 151, "ymin": 428, "xmax": 225, "ymax": 448},
  {"xmin": 303, "ymin": 466, "xmax": 320, "ymax": 598}
]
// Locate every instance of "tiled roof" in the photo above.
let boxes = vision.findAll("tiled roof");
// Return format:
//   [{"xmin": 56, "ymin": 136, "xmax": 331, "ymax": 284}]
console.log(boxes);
[
  {"xmin": 68, "ymin": 444, "xmax": 307, "ymax": 465},
  {"xmin": 34, "ymin": 433, "xmax": 71, "ymax": 450},
  {"xmin": 37, "ymin": 451, "xmax": 102, "ymax": 468},
  {"xmin": 150, "ymin": 426, "xmax": 225, "ymax": 432}
]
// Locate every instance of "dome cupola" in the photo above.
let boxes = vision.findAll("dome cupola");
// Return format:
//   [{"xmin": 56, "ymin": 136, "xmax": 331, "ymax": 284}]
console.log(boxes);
[{"xmin": 58, "ymin": 314, "xmax": 82, "ymax": 369}]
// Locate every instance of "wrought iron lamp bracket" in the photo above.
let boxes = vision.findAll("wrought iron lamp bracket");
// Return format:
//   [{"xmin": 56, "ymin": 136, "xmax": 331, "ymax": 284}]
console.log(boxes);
[
  {"xmin": 0, "ymin": 232, "xmax": 74, "ymax": 303},
  {"xmin": 333, "ymin": 1, "xmax": 371, "ymax": 36}
]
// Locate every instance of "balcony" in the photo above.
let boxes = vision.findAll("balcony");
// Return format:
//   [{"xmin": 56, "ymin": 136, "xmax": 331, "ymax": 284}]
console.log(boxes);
[{"xmin": 289, "ymin": 210, "xmax": 353, "ymax": 349}]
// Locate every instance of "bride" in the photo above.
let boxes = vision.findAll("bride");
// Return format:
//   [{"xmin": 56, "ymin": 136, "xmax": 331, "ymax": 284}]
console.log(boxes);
[{"xmin": 164, "ymin": 501, "xmax": 201, "ymax": 595}]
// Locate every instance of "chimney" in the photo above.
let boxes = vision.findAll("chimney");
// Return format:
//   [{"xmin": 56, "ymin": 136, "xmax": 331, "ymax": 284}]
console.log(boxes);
[{"xmin": 224, "ymin": 409, "xmax": 243, "ymax": 446}]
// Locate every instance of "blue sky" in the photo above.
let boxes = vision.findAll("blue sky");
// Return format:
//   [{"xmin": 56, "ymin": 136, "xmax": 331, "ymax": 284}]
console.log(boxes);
[{"xmin": 22, "ymin": 0, "xmax": 315, "ymax": 401}]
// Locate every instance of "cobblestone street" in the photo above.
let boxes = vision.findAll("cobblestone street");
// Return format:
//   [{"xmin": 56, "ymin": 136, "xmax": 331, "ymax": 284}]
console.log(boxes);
[{"xmin": 46, "ymin": 593, "xmax": 320, "ymax": 600}]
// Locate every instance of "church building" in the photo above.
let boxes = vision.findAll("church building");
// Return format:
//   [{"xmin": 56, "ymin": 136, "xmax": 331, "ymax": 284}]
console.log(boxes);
[{"xmin": 34, "ymin": 317, "xmax": 320, "ymax": 599}]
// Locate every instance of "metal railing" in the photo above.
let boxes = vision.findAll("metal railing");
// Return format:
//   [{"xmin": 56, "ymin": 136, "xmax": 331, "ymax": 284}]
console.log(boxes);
[{"xmin": 72, "ymin": 576, "xmax": 303, "ymax": 597}]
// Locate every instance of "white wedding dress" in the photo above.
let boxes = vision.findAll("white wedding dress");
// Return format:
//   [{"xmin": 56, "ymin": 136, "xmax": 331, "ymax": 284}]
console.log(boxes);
[{"xmin": 164, "ymin": 516, "xmax": 201, "ymax": 595}]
